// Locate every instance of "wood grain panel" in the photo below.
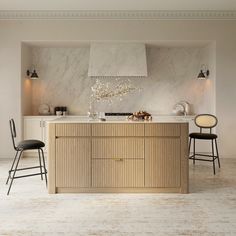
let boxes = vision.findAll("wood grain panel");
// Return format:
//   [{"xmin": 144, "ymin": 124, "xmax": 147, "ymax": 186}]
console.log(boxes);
[
  {"xmin": 92, "ymin": 137, "xmax": 144, "ymax": 159},
  {"xmin": 92, "ymin": 159, "xmax": 144, "ymax": 187},
  {"xmin": 145, "ymin": 123, "xmax": 180, "ymax": 137},
  {"xmin": 56, "ymin": 187, "xmax": 180, "ymax": 193},
  {"xmin": 145, "ymin": 137, "xmax": 181, "ymax": 187},
  {"xmin": 48, "ymin": 123, "xmax": 56, "ymax": 193},
  {"xmin": 56, "ymin": 137, "xmax": 91, "ymax": 187},
  {"xmin": 92, "ymin": 123, "xmax": 144, "ymax": 136},
  {"xmin": 180, "ymin": 123, "xmax": 189, "ymax": 193},
  {"xmin": 55, "ymin": 124, "xmax": 91, "ymax": 137}
]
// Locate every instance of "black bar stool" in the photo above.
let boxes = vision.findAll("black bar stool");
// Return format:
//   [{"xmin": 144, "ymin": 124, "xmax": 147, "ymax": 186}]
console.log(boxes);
[
  {"xmin": 189, "ymin": 114, "xmax": 220, "ymax": 175},
  {"xmin": 6, "ymin": 119, "xmax": 47, "ymax": 195}
]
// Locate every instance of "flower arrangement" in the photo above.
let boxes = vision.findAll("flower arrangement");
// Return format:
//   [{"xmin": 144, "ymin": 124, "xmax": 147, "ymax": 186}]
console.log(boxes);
[{"xmin": 90, "ymin": 78, "xmax": 140, "ymax": 103}]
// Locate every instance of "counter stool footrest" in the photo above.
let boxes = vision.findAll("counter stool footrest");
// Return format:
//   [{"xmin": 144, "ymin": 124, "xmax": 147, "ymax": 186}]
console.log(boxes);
[
  {"xmin": 9, "ymin": 172, "xmax": 47, "ymax": 179},
  {"xmin": 189, "ymin": 156, "xmax": 218, "ymax": 162},
  {"xmin": 8, "ymin": 165, "xmax": 44, "ymax": 172}
]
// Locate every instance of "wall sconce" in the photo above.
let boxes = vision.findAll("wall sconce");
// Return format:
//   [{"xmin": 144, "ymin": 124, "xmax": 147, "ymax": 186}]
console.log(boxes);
[
  {"xmin": 197, "ymin": 65, "xmax": 209, "ymax": 80},
  {"xmin": 26, "ymin": 69, "xmax": 39, "ymax": 80}
]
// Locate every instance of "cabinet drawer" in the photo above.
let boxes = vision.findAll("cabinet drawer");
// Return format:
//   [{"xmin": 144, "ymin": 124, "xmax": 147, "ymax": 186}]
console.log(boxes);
[
  {"xmin": 92, "ymin": 159, "xmax": 144, "ymax": 188},
  {"xmin": 55, "ymin": 124, "xmax": 91, "ymax": 137},
  {"xmin": 92, "ymin": 124, "xmax": 144, "ymax": 136},
  {"xmin": 145, "ymin": 124, "xmax": 180, "ymax": 137},
  {"xmin": 92, "ymin": 137, "xmax": 144, "ymax": 159}
]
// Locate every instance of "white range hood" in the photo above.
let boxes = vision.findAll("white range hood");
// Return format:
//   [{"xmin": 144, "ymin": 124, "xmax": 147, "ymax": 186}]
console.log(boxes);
[{"xmin": 88, "ymin": 43, "xmax": 147, "ymax": 77}]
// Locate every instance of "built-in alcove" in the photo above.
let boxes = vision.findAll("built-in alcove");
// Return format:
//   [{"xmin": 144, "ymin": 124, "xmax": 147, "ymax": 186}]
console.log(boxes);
[{"xmin": 21, "ymin": 41, "xmax": 216, "ymax": 116}]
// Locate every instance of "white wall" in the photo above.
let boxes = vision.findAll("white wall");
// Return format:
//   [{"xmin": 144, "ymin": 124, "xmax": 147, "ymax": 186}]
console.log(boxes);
[
  {"xmin": 21, "ymin": 43, "xmax": 32, "ymax": 116},
  {"xmin": 0, "ymin": 20, "xmax": 236, "ymax": 158}
]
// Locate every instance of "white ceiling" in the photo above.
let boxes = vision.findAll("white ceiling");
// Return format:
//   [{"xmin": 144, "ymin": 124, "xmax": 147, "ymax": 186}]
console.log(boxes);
[{"xmin": 0, "ymin": 0, "xmax": 236, "ymax": 11}]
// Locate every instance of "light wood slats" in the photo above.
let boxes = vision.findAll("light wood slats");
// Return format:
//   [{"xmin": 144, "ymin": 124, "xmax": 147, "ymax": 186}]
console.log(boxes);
[
  {"xmin": 48, "ymin": 122, "xmax": 189, "ymax": 194},
  {"xmin": 48, "ymin": 123, "xmax": 56, "ymax": 194},
  {"xmin": 145, "ymin": 137, "xmax": 181, "ymax": 187},
  {"xmin": 56, "ymin": 137, "xmax": 91, "ymax": 187},
  {"xmin": 92, "ymin": 159, "xmax": 144, "ymax": 187},
  {"xmin": 145, "ymin": 123, "xmax": 180, "ymax": 137},
  {"xmin": 180, "ymin": 123, "xmax": 189, "ymax": 193},
  {"xmin": 92, "ymin": 137, "xmax": 144, "ymax": 159},
  {"xmin": 92, "ymin": 123, "xmax": 144, "ymax": 136},
  {"xmin": 55, "ymin": 124, "xmax": 91, "ymax": 137}
]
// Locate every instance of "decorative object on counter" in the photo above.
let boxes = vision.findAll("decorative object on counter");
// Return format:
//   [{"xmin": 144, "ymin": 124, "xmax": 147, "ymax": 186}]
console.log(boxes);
[
  {"xmin": 87, "ymin": 101, "xmax": 98, "ymax": 120},
  {"xmin": 197, "ymin": 64, "xmax": 209, "ymax": 80},
  {"xmin": 90, "ymin": 78, "xmax": 141, "ymax": 103},
  {"xmin": 127, "ymin": 111, "xmax": 152, "ymax": 121},
  {"xmin": 38, "ymin": 104, "xmax": 51, "ymax": 115},
  {"xmin": 98, "ymin": 111, "xmax": 106, "ymax": 121},
  {"xmin": 88, "ymin": 77, "xmax": 141, "ymax": 120},
  {"xmin": 173, "ymin": 101, "xmax": 190, "ymax": 116},
  {"xmin": 26, "ymin": 69, "xmax": 39, "ymax": 80},
  {"xmin": 61, "ymin": 107, "xmax": 68, "ymax": 116},
  {"xmin": 54, "ymin": 106, "xmax": 68, "ymax": 116}
]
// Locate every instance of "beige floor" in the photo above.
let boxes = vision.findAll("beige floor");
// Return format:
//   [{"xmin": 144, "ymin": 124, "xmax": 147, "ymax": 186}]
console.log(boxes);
[{"xmin": 0, "ymin": 157, "xmax": 236, "ymax": 236}]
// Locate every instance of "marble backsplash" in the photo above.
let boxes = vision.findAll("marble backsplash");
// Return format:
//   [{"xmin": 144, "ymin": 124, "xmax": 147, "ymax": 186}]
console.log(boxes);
[{"xmin": 30, "ymin": 45, "xmax": 215, "ymax": 115}]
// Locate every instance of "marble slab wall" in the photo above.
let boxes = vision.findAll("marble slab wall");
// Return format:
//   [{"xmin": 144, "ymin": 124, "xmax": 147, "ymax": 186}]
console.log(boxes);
[{"xmin": 30, "ymin": 45, "xmax": 215, "ymax": 115}]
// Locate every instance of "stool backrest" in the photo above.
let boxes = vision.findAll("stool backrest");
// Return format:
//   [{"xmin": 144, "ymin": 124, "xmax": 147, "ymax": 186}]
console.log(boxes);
[
  {"xmin": 195, "ymin": 114, "xmax": 218, "ymax": 133},
  {"xmin": 9, "ymin": 119, "xmax": 17, "ymax": 150}
]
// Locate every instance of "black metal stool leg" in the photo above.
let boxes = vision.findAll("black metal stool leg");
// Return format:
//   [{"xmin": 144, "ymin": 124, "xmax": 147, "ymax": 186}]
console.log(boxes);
[
  {"xmin": 215, "ymin": 139, "xmax": 220, "ymax": 168},
  {"xmin": 188, "ymin": 138, "xmax": 192, "ymax": 157},
  {"xmin": 38, "ymin": 149, "xmax": 43, "ymax": 180},
  {"xmin": 7, "ymin": 150, "xmax": 23, "ymax": 195},
  {"xmin": 6, "ymin": 150, "xmax": 19, "ymax": 185},
  {"xmin": 212, "ymin": 140, "xmax": 216, "ymax": 175},
  {"xmin": 40, "ymin": 148, "xmax": 47, "ymax": 186},
  {"xmin": 193, "ymin": 139, "xmax": 196, "ymax": 165}
]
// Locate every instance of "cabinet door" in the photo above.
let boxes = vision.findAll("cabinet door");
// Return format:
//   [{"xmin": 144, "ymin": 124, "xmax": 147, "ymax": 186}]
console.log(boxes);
[
  {"xmin": 92, "ymin": 159, "xmax": 144, "ymax": 188},
  {"xmin": 145, "ymin": 138, "xmax": 181, "ymax": 187},
  {"xmin": 56, "ymin": 137, "xmax": 91, "ymax": 188},
  {"xmin": 24, "ymin": 118, "xmax": 42, "ymax": 141}
]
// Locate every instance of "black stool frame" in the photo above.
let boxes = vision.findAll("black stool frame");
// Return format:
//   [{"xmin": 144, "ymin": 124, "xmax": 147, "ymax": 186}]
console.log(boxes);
[
  {"xmin": 189, "ymin": 114, "xmax": 221, "ymax": 175},
  {"xmin": 6, "ymin": 119, "xmax": 47, "ymax": 195}
]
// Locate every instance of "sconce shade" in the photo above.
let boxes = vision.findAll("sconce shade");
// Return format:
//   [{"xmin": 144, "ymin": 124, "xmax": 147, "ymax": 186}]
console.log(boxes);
[
  {"xmin": 27, "ymin": 69, "xmax": 39, "ymax": 79},
  {"xmin": 197, "ymin": 70, "xmax": 206, "ymax": 79},
  {"xmin": 31, "ymin": 70, "xmax": 39, "ymax": 79},
  {"xmin": 197, "ymin": 68, "xmax": 209, "ymax": 80}
]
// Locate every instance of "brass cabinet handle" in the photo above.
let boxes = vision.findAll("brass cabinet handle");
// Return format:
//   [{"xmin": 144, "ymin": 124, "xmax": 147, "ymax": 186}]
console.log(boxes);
[{"xmin": 114, "ymin": 158, "xmax": 123, "ymax": 161}]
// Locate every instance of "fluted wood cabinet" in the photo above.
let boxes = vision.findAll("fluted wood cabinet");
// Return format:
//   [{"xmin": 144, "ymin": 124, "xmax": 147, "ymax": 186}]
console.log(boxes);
[
  {"xmin": 56, "ymin": 137, "xmax": 91, "ymax": 188},
  {"xmin": 48, "ymin": 122, "xmax": 188, "ymax": 194}
]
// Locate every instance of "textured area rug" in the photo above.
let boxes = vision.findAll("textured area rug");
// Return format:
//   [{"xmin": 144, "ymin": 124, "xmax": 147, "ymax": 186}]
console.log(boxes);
[{"xmin": 0, "ymin": 158, "xmax": 236, "ymax": 236}]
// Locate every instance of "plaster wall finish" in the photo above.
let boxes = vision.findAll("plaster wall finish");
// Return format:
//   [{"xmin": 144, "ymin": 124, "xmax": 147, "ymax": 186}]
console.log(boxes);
[
  {"xmin": 0, "ymin": 20, "xmax": 236, "ymax": 158},
  {"xmin": 30, "ymin": 46, "xmax": 214, "ymax": 116},
  {"xmin": 88, "ymin": 43, "xmax": 147, "ymax": 77}
]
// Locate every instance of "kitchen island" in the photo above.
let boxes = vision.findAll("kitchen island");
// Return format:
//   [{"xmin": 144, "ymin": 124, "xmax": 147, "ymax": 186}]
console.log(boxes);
[{"xmin": 48, "ymin": 117, "xmax": 189, "ymax": 194}]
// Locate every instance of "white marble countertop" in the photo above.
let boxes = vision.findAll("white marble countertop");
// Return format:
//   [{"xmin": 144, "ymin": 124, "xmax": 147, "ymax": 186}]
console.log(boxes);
[{"xmin": 46, "ymin": 115, "xmax": 195, "ymax": 124}]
